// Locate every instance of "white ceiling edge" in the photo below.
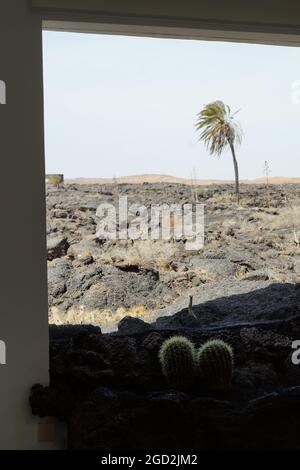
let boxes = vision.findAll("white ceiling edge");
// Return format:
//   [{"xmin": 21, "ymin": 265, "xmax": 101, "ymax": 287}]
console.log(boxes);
[{"xmin": 43, "ymin": 20, "xmax": 300, "ymax": 47}]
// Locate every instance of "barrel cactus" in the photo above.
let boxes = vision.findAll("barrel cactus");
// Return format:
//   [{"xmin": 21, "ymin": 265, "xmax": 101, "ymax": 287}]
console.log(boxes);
[
  {"xmin": 197, "ymin": 339, "xmax": 233, "ymax": 390},
  {"xmin": 159, "ymin": 336, "xmax": 196, "ymax": 389}
]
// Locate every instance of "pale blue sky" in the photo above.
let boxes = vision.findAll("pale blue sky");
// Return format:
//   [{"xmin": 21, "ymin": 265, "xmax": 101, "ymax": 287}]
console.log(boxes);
[{"xmin": 43, "ymin": 31, "xmax": 300, "ymax": 180}]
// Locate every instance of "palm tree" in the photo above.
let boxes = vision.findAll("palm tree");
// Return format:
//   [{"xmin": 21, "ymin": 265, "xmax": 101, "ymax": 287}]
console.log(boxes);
[{"xmin": 196, "ymin": 101, "xmax": 243, "ymax": 204}]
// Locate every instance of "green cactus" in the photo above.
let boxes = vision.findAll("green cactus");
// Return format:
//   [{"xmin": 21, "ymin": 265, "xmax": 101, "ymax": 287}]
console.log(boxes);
[
  {"xmin": 159, "ymin": 336, "xmax": 196, "ymax": 389},
  {"xmin": 197, "ymin": 339, "xmax": 233, "ymax": 390}
]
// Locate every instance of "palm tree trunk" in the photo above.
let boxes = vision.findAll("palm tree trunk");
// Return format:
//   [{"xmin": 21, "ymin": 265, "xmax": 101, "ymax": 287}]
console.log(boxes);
[{"xmin": 229, "ymin": 143, "xmax": 240, "ymax": 204}]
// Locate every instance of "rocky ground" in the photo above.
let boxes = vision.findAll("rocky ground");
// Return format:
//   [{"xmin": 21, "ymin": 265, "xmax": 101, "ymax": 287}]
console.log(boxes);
[
  {"xmin": 47, "ymin": 182, "xmax": 300, "ymax": 331},
  {"xmin": 34, "ymin": 182, "xmax": 300, "ymax": 449}
]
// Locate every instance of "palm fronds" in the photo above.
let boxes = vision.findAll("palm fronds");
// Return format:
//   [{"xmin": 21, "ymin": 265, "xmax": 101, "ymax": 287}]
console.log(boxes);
[{"xmin": 196, "ymin": 100, "xmax": 242, "ymax": 156}]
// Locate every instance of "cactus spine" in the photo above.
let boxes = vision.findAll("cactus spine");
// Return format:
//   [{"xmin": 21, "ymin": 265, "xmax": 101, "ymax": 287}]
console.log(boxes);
[
  {"xmin": 159, "ymin": 336, "xmax": 196, "ymax": 389},
  {"xmin": 197, "ymin": 339, "xmax": 233, "ymax": 390}
]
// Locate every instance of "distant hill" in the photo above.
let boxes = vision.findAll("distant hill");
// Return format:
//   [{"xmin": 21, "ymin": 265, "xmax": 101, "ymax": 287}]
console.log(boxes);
[{"xmin": 65, "ymin": 174, "xmax": 300, "ymax": 185}]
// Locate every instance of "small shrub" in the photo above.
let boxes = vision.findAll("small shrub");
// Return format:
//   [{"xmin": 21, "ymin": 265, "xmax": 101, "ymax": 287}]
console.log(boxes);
[{"xmin": 46, "ymin": 174, "xmax": 63, "ymax": 187}]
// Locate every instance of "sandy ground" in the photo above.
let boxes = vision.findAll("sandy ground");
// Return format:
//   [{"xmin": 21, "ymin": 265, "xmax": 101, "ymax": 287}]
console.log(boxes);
[{"xmin": 66, "ymin": 174, "xmax": 300, "ymax": 185}]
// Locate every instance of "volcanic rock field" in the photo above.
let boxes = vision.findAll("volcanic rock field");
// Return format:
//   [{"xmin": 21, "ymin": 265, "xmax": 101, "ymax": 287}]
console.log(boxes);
[{"xmin": 47, "ymin": 182, "xmax": 300, "ymax": 332}]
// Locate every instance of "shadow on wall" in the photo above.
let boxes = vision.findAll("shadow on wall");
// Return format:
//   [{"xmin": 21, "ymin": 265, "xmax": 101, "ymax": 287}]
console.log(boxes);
[{"xmin": 31, "ymin": 281, "xmax": 300, "ymax": 450}]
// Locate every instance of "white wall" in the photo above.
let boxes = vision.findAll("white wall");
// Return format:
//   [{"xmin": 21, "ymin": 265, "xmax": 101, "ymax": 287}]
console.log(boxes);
[{"xmin": 0, "ymin": 0, "xmax": 52, "ymax": 450}]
